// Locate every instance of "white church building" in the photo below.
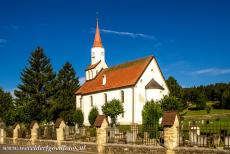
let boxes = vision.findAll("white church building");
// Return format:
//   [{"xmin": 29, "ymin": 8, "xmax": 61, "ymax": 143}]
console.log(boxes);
[{"xmin": 75, "ymin": 20, "xmax": 169, "ymax": 126}]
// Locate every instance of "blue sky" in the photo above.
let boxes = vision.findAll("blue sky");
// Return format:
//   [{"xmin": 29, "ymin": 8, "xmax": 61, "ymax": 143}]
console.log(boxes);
[{"xmin": 0, "ymin": 0, "xmax": 230, "ymax": 93}]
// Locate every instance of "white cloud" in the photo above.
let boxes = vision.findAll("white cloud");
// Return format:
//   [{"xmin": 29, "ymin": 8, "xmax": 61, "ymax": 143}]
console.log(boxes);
[
  {"xmin": 79, "ymin": 77, "xmax": 85, "ymax": 85},
  {"xmin": 99, "ymin": 29, "xmax": 157, "ymax": 40},
  {"xmin": 0, "ymin": 38, "xmax": 7, "ymax": 47},
  {"xmin": 0, "ymin": 38, "xmax": 7, "ymax": 44},
  {"xmin": 192, "ymin": 68, "xmax": 230, "ymax": 75}
]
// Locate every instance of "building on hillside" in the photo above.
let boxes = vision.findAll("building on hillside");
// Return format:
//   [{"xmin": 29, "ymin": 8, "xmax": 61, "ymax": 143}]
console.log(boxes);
[{"xmin": 75, "ymin": 19, "xmax": 169, "ymax": 126}]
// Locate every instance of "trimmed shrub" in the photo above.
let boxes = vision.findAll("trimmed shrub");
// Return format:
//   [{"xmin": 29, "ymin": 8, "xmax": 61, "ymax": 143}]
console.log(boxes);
[
  {"xmin": 88, "ymin": 107, "xmax": 99, "ymax": 126},
  {"xmin": 72, "ymin": 109, "xmax": 84, "ymax": 127}
]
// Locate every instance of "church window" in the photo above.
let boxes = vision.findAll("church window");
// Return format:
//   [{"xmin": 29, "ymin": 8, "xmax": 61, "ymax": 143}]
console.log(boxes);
[
  {"xmin": 88, "ymin": 71, "xmax": 90, "ymax": 79},
  {"xmin": 121, "ymin": 91, "xmax": 124, "ymax": 117},
  {"xmin": 104, "ymin": 93, "xmax": 107, "ymax": 103},
  {"xmin": 121, "ymin": 90, "xmax": 124, "ymax": 103},
  {"xmin": 92, "ymin": 52, "xmax": 95, "ymax": 58},
  {"xmin": 80, "ymin": 97, "xmax": 82, "ymax": 109},
  {"xmin": 90, "ymin": 96, "xmax": 93, "ymax": 107}
]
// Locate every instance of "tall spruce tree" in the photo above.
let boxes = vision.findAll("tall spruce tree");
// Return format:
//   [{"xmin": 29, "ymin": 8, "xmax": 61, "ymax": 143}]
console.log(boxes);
[
  {"xmin": 14, "ymin": 47, "xmax": 56, "ymax": 124},
  {"xmin": 52, "ymin": 62, "xmax": 80, "ymax": 125}
]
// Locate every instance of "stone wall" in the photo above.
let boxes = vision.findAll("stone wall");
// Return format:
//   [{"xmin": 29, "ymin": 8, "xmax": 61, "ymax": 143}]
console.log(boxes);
[
  {"xmin": 105, "ymin": 143, "xmax": 166, "ymax": 154},
  {"xmin": 174, "ymin": 147, "xmax": 230, "ymax": 154},
  {"xmin": 60, "ymin": 141, "xmax": 97, "ymax": 152}
]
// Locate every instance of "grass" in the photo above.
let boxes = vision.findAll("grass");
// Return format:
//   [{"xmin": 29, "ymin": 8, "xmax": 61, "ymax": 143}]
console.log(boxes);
[
  {"xmin": 182, "ymin": 109, "xmax": 230, "ymax": 116},
  {"xmin": 179, "ymin": 101, "xmax": 230, "ymax": 134}
]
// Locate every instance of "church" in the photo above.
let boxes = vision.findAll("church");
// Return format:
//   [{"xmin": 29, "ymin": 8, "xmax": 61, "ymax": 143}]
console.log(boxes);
[{"xmin": 75, "ymin": 20, "xmax": 169, "ymax": 126}]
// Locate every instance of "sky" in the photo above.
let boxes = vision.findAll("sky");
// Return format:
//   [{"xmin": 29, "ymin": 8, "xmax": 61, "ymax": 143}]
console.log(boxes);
[{"xmin": 0, "ymin": 0, "xmax": 230, "ymax": 93}]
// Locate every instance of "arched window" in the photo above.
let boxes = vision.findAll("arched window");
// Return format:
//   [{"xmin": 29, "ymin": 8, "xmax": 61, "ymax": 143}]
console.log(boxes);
[
  {"xmin": 90, "ymin": 96, "xmax": 93, "ymax": 107},
  {"xmin": 121, "ymin": 90, "xmax": 124, "ymax": 103},
  {"xmin": 121, "ymin": 90, "xmax": 124, "ymax": 117},
  {"xmin": 80, "ymin": 97, "xmax": 82, "ymax": 109},
  {"xmin": 104, "ymin": 93, "xmax": 107, "ymax": 103}
]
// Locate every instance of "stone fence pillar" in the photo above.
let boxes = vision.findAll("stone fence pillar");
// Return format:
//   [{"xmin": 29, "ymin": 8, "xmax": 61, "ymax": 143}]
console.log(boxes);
[
  {"xmin": 131, "ymin": 123, "xmax": 138, "ymax": 142},
  {"xmin": 13, "ymin": 123, "xmax": 20, "ymax": 144},
  {"xmin": 55, "ymin": 118, "xmax": 66, "ymax": 146},
  {"xmin": 95, "ymin": 115, "xmax": 108, "ymax": 154},
  {"xmin": 30, "ymin": 121, "xmax": 39, "ymax": 145},
  {"xmin": 161, "ymin": 111, "xmax": 179, "ymax": 154},
  {"xmin": 0, "ymin": 119, "xmax": 5, "ymax": 144}
]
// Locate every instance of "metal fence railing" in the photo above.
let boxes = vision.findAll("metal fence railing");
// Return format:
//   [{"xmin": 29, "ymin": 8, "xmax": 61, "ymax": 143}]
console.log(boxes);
[
  {"xmin": 37, "ymin": 125, "xmax": 56, "ymax": 140},
  {"xmin": 64, "ymin": 126, "xmax": 96, "ymax": 142},
  {"xmin": 179, "ymin": 119, "xmax": 230, "ymax": 149},
  {"xmin": 106, "ymin": 124, "xmax": 163, "ymax": 146}
]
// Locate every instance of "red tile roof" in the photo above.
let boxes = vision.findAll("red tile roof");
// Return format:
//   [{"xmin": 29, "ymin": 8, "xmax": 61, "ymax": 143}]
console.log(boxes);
[
  {"xmin": 30, "ymin": 120, "xmax": 38, "ymax": 129},
  {"xmin": 85, "ymin": 60, "xmax": 101, "ymax": 71},
  {"xmin": 55, "ymin": 118, "xmax": 65, "ymax": 128},
  {"xmin": 76, "ymin": 56, "xmax": 153, "ymax": 95},
  {"xmin": 161, "ymin": 111, "xmax": 178, "ymax": 126},
  {"xmin": 94, "ymin": 115, "xmax": 107, "ymax": 127}
]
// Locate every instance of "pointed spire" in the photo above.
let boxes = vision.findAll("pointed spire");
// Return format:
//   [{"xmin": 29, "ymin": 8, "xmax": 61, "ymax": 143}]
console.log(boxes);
[{"xmin": 93, "ymin": 17, "xmax": 103, "ymax": 48}]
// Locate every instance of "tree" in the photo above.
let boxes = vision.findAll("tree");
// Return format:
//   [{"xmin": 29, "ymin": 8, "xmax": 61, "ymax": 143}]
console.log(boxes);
[
  {"xmin": 221, "ymin": 90, "xmax": 230, "ymax": 109},
  {"xmin": 166, "ymin": 76, "xmax": 182, "ymax": 98},
  {"xmin": 142, "ymin": 100, "xmax": 162, "ymax": 125},
  {"xmin": 72, "ymin": 109, "xmax": 84, "ymax": 127},
  {"xmin": 195, "ymin": 92, "xmax": 207, "ymax": 110},
  {"xmin": 142, "ymin": 100, "xmax": 162, "ymax": 138},
  {"xmin": 88, "ymin": 107, "xmax": 99, "ymax": 126},
  {"xmin": 160, "ymin": 96, "xmax": 181, "ymax": 111},
  {"xmin": 102, "ymin": 99, "xmax": 124, "ymax": 126},
  {"xmin": 0, "ymin": 88, "xmax": 15, "ymax": 126},
  {"xmin": 52, "ymin": 62, "xmax": 80, "ymax": 124},
  {"xmin": 14, "ymin": 47, "xmax": 56, "ymax": 124}
]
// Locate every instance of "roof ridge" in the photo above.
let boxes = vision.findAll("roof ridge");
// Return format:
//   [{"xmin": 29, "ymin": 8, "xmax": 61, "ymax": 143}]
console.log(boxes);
[{"xmin": 106, "ymin": 55, "xmax": 153, "ymax": 71}]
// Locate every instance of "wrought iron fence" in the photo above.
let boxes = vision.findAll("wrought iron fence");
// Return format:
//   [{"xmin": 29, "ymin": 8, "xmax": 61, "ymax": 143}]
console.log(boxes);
[
  {"xmin": 18, "ymin": 127, "xmax": 31, "ymax": 139},
  {"xmin": 37, "ymin": 125, "xmax": 56, "ymax": 140},
  {"xmin": 64, "ymin": 126, "xmax": 96, "ymax": 142},
  {"xmin": 179, "ymin": 119, "xmax": 230, "ymax": 149},
  {"xmin": 5, "ymin": 127, "xmax": 13, "ymax": 138},
  {"xmin": 106, "ymin": 124, "xmax": 164, "ymax": 145}
]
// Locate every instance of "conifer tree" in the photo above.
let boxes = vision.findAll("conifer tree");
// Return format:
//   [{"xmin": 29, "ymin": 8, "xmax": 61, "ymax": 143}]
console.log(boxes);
[
  {"xmin": 0, "ymin": 87, "xmax": 14, "ymax": 126},
  {"xmin": 52, "ymin": 62, "xmax": 80, "ymax": 124},
  {"xmin": 14, "ymin": 47, "xmax": 56, "ymax": 124}
]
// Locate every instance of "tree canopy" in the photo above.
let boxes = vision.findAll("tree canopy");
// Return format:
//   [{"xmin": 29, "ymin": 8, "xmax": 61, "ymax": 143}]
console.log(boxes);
[
  {"xmin": 102, "ymin": 99, "xmax": 124, "ymax": 126},
  {"xmin": 14, "ymin": 47, "xmax": 56, "ymax": 124},
  {"xmin": 166, "ymin": 76, "xmax": 182, "ymax": 98},
  {"xmin": 142, "ymin": 100, "xmax": 162, "ymax": 125},
  {"xmin": 51, "ymin": 62, "xmax": 80, "ymax": 125},
  {"xmin": 0, "ymin": 88, "xmax": 14, "ymax": 126}
]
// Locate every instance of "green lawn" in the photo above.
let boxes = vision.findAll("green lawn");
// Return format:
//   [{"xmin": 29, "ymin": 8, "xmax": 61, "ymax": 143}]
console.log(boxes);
[{"xmin": 182, "ymin": 109, "xmax": 230, "ymax": 116}]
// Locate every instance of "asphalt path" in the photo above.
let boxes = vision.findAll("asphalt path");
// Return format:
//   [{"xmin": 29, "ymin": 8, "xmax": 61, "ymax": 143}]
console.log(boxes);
[{"xmin": 0, "ymin": 150, "xmax": 96, "ymax": 154}]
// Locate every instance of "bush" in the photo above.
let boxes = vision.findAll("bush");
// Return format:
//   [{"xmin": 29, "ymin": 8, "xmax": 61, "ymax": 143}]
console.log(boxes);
[
  {"xmin": 89, "ymin": 127, "xmax": 96, "ymax": 137},
  {"xmin": 88, "ymin": 107, "xmax": 99, "ymax": 126},
  {"xmin": 142, "ymin": 100, "xmax": 162, "ymax": 125},
  {"xmin": 72, "ymin": 109, "xmax": 84, "ymax": 127}
]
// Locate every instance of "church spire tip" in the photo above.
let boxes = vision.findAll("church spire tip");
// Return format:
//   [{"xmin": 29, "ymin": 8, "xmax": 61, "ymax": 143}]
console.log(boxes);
[{"xmin": 93, "ymin": 16, "xmax": 103, "ymax": 48}]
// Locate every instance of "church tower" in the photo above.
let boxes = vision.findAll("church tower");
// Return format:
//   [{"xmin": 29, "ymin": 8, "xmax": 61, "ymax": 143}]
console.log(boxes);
[
  {"xmin": 91, "ymin": 18, "xmax": 105, "ymax": 64},
  {"xmin": 85, "ymin": 18, "xmax": 107, "ymax": 81}
]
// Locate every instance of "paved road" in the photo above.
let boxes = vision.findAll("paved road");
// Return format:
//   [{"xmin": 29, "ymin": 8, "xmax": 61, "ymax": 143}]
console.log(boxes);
[{"xmin": 0, "ymin": 150, "xmax": 95, "ymax": 154}]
